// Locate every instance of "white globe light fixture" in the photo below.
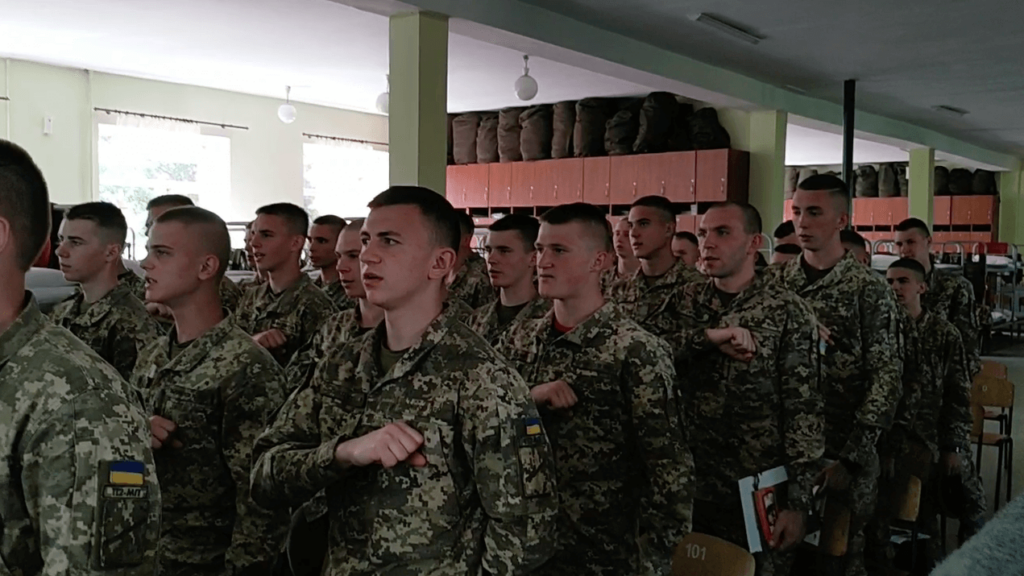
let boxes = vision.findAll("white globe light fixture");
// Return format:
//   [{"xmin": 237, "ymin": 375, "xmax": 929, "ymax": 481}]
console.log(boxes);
[
  {"xmin": 375, "ymin": 74, "xmax": 390, "ymax": 115},
  {"xmin": 514, "ymin": 55, "xmax": 539, "ymax": 101},
  {"xmin": 278, "ymin": 86, "xmax": 297, "ymax": 124}
]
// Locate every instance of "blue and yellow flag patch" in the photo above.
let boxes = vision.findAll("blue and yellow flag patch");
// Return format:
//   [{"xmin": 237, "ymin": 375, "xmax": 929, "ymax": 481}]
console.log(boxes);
[
  {"xmin": 109, "ymin": 461, "xmax": 145, "ymax": 486},
  {"xmin": 525, "ymin": 418, "xmax": 543, "ymax": 436}
]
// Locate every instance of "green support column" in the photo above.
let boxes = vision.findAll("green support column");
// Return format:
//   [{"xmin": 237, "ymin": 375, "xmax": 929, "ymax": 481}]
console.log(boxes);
[
  {"xmin": 389, "ymin": 12, "xmax": 449, "ymax": 195},
  {"xmin": 747, "ymin": 110, "xmax": 787, "ymax": 237},
  {"xmin": 908, "ymin": 148, "xmax": 935, "ymax": 228},
  {"xmin": 999, "ymin": 168, "xmax": 1023, "ymax": 244}
]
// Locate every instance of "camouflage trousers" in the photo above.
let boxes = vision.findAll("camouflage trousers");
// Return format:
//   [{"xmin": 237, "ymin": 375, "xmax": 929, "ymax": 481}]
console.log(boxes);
[
  {"xmin": 692, "ymin": 499, "xmax": 796, "ymax": 576},
  {"xmin": 960, "ymin": 455, "xmax": 987, "ymax": 522}
]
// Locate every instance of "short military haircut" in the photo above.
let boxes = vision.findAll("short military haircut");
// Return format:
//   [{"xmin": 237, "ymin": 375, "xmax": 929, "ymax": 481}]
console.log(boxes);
[
  {"xmin": 540, "ymin": 203, "xmax": 613, "ymax": 252},
  {"xmin": 674, "ymin": 231, "xmax": 698, "ymax": 246},
  {"xmin": 0, "ymin": 140, "xmax": 50, "ymax": 271},
  {"xmin": 489, "ymin": 214, "xmax": 540, "ymax": 251},
  {"xmin": 367, "ymin": 186, "xmax": 461, "ymax": 252},
  {"xmin": 346, "ymin": 218, "xmax": 365, "ymax": 230},
  {"xmin": 708, "ymin": 201, "xmax": 762, "ymax": 235},
  {"xmin": 775, "ymin": 243, "xmax": 802, "ymax": 255},
  {"xmin": 895, "ymin": 217, "xmax": 931, "ymax": 238},
  {"xmin": 773, "ymin": 220, "xmax": 795, "ymax": 240},
  {"xmin": 796, "ymin": 174, "xmax": 850, "ymax": 213},
  {"xmin": 889, "ymin": 257, "xmax": 926, "ymax": 282},
  {"xmin": 456, "ymin": 210, "xmax": 475, "ymax": 239},
  {"xmin": 65, "ymin": 202, "xmax": 129, "ymax": 246},
  {"xmin": 146, "ymin": 194, "xmax": 194, "ymax": 211},
  {"xmin": 155, "ymin": 206, "xmax": 232, "ymax": 279},
  {"xmin": 256, "ymin": 203, "xmax": 309, "ymax": 237},
  {"xmin": 312, "ymin": 214, "xmax": 347, "ymax": 230},
  {"xmin": 631, "ymin": 195, "xmax": 675, "ymax": 223},
  {"xmin": 840, "ymin": 229, "xmax": 868, "ymax": 251}
]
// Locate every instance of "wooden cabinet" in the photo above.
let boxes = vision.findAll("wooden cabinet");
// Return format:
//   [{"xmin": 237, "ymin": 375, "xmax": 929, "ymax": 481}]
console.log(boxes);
[
  {"xmin": 583, "ymin": 157, "xmax": 611, "ymax": 206},
  {"xmin": 696, "ymin": 149, "xmax": 749, "ymax": 202},
  {"xmin": 637, "ymin": 151, "xmax": 697, "ymax": 203},
  {"xmin": 784, "ymin": 199, "xmax": 794, "ymax": 221},
  {"xmin": 951, "ymin": 196, "xmax": 997, "ymax": 226},
  {"xmin": 531, "ymin": 158, "xmax": 584, "ymax": 205},
  {"xmin": 446, "ymin": 165, "xmax": 489, "ymax": 209},
  {"xmin": 851, "ymin": 198, "xmax": 908, "ymax": 227},
  {"xmin": 675, "ymin": 213, "xmax": 698, "ymax": 234},
  {"xmin": 488, "ymin": 163, "xmax": 513, "ymax": 207},
  {"xmin": 510, "ymin": 162, "xmax": 537, "ymax": 207},
  {"xmin": 934, "ymin": 196, "xmax": 952, "ymax": 226},
  {"xmin": 852, "ymin": 198, "xmax": 875, "ymax": 226},
  {"xmin": 609, "ymin": 155, "xmax": 641, "ymax": 205}
]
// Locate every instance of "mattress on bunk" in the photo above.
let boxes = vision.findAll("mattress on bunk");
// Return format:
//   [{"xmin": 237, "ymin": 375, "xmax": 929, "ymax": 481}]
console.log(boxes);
[{"xmin": 871, "ymin": 254, "xmax": 961, "ymax": 273}]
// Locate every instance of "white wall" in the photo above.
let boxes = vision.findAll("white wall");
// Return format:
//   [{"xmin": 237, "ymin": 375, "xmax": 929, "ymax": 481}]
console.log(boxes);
[{"xmin": 1, "ymin": 58, "xmax": 388, "ymax": 220}]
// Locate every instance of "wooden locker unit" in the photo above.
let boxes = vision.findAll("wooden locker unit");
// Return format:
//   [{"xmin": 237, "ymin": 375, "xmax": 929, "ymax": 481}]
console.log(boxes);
[
  {"xmin": 488, "ymin": 163, "xmax": 513, "ymax": 207},
  {"xmin": 446, "ymin": 165, "xmax": 489, "ymax": 209},
  {"xmin": 609, "ymin": 155, "xmax": 641, "ymax": 205},
  {"xmin": 695, "ymin": 149, "xmax": 749, "ymax": 203},
  {"xmin": 510, "ymin": 162, "xmax": 538, "ymax": 207},
  {"xmin": 636, "ymin": 151, "xmax": 697, "ymax": 203},
  {"xmin": 934, "ymin": 196, "xmax": 952, "ymax": 226},
  {"xmin": 883, "ymin": 198, "xmax": 909, "ymax": 227},
  {"xmin": 675, "ymin": 213, "xmax": 698, "ymax": 234},
  {"xmin": 951, "ymin": 196, "xmax": 996, "ymax": 226},
  {"xmin": 851, "ymin": 198, "xmax": 875, "ymax": 227},
  {"xmin": 582, "ymin": 157, "xmax": 611, "ymax": 206},
  {"xmin": 532, "ymin": 158, "xmax": 584, "ymax": 205}
]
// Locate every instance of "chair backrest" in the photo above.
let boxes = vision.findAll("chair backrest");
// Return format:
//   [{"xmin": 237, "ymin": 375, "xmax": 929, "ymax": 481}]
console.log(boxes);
[
  {"xmin": 672, "ymin": 533, "xmax": 755, "ymax": 576},
  {"xmin": 980, "ymin": 361, "xmax": 1009, "ymax": 379},
  {"xmin": 971, "ymin": 403, "xmax": 985, "ymax": 437},
  {"xmin": 972, "ymin": 376, "xmax": 1015, "ymax": 409},
  {"xmin": 895, "ymin": 475, "xmax": 922, "ymax": 522}
]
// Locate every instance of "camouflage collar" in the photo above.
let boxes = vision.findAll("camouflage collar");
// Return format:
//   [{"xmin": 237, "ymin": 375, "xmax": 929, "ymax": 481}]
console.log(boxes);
[
  {"xmin": 253, "ymin": 272, "xmax": 314, "ymax": 302},
  {"xmin": 784, "ymin": 250, "xmax": 859, "ymax": 293},
  {"xmin": 160, "ymin": 312, "xmax": 236, "ymax": 374},
  {"xmin": 67, "ymin": 282, "xmax": 136, "ymax": 328},
  {"xmin": 313, "ymin": 273, "xmax": 339, "ymax": 289},
  {"xmin": 539, "ymin": 301, "xmax": 621, "ymax": 349},
  {"xmin": 359, "ymin": 301, "xmax": 463, "ymax": 390},
  {"xmin": 452, "ymin": 253, "xmax": 486, "ymax": 287},
  {"xmin": 627, "ymin": 258, "xmax": 691, "ymax": 292},
  {"xmin": 0, "ymin": 293, "xmax": 45, "ymax": 366},
  {"xmin": 693, "ymin": 272, "xmax": 769, "ymax": 312}
]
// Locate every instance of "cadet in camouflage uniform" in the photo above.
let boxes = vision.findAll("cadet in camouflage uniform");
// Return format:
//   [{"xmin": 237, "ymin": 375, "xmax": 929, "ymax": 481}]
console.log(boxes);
[
  {"xmin": 677, "ymin": 203, "xmax": 824, "ymax": 574},
  {"xmin": 252, "ymin": 187, "xmax": 557, "ymax": 576},
  {"xmin": 766, "ymin": 176, "xmax": 902, "ymax": 576},
  {"xmin": 448, "ymin": 210, "xmax": 497, "ymax": 309},
  {"xmin": 237, "ymin": 220, "xmax": 268, "ymax": 292},
  {"xmin": 0, "ymin": 140, "xmax": 161, "ymax": 574},
  {"xmin": 468, "ymin": 214, "xmax": 550, "ymax": 344},
  {"xmin": 133, "ymin": 206, "xmax": 289, "ymax": 575},
  {"xmin": 236, "ymin": 203, "xmax": 337, "ymax": 367},
  {"xmin": 50, "ymin": 202, "xmax": 163, "ymax": 380},
  {"xmin": 895, "ymin": 217, "xmax": 986, "ymax": 537},
  {"xmin": 496, "ymin": 203, "xmax": 693, "ymax": 576},
  {"xmin": 609, "ymin": 196, "xmax": 703, "ymax": 344},
  {"xmin": 671, "ymin": 230, "xmax": 700, "ymax": 267},
  {"xmin": 309, "ymin": 214, "xmax": 356, "ymax": 311}
]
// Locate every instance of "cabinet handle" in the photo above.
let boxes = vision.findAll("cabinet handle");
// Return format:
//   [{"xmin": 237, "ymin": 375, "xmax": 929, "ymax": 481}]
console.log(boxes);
[
  {"xmin": 554, "ymin": 185, "xmax": 558, "ymax": 199},
  {"xmin": 660, "ymin": 182, "xmax": 666, "ymax": 196}
]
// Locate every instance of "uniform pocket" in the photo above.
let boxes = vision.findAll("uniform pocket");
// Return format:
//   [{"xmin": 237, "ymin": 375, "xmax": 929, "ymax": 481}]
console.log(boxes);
[{"xmin": 96, "ymin": 486, "xmax": 158, "ymax": 568}]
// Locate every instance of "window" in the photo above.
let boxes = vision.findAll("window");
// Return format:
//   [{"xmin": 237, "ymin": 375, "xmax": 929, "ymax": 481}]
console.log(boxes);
[
  {"xmin": 97, "ymin": 116, "xmax": 231, "ymax": 259},
  {"xmin": 303, "ymin": 139, "xmax": 389, "ymax": 220}
]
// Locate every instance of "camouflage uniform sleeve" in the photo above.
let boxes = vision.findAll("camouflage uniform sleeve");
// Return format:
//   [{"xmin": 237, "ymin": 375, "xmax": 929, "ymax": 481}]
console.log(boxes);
[
  {"xmin": 841, "ymin": 284, "xmax": 903, "ymax": 469},
  {"xmin": 626, "ymin": 335, "xmax": 693, "ymax": 573},
  {"xmin": 952, "ymin": 277, "xmax": 981, "ymax": 378},
  {"xmin": 220, "ymin": 278, "xmax": 243, "ymax": 314},
  {"xmin": 25, "ymin": 389, "xmax": 160, "ymax": 574},
  {"xmin": 939, "ymin": 329, "xmax": 973, "ymax": 454},
  {"xmin": 283, "ymin": 319, "xmax": 330, "ymax": 393},
  {"xmin": 461, "ymin": 363, "xmax": 558, "ymax": 575},
  {"xmin": 221, "ymin": 356, "xmax": 290, "ymax": 573},
  {"xmin": 106, "ymin": 322, "xmax": 145, "ymax": 382},
  {"xmin": 778, "ymin": 301, "xmax": 826, "ymax": 514},
  {"xmin": 250, "ymin": 375, "xmax": 348, "ymax": 510}
]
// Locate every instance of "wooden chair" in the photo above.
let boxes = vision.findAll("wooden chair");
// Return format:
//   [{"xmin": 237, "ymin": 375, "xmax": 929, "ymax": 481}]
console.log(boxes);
[
  {"xmin": 979, "ymin": 362, "xmax": 1012, "ymax": 435},
  {"xmin": 890, "ymin": 441, "xmax": 930, "ymax": 573},
  {"xmin": 673, "ymin": 533, "xmax": 755, "ymax": 576},
  {"xmin": 971, "ymin": 376, "xmax": 1015, "ymax": 510}
]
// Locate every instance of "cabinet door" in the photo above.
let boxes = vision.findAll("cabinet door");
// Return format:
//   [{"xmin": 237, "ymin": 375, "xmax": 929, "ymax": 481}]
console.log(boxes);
[
  {"xmin": 675, "ymin": 214, "xmax": 697, "ymax": 234},
  {"xmin": 583, "ymin": 157, "xmax": 611, "ymax": 206},
  {"xmin": 934, "ymin": 196, "xmax": 952, "ymax": 226},
  {"xmin": 510, "ymin": 162, "xmax": 537, "ymax": 207},
  {"xmin": 885, "ymin": 198, "xmax": 909, "ymax": 227},
  {"xmin": 609, "ymin": 155, "xmax": 641, "ymax": 205},
  {"xmin": 952, "ymin": 196, "xmax": 997, "ymax": 226},
  {"xmin": 696, "ymin": 149, "xmax": 749, "ymax": 203},
  {"xmin": 637, "ymin": 151, "xmax": 697, "ymax": 203},
  {"xmin": 446, "ymin": 165, "xmax": 488, "ymax": 209},
  {"xmin": 852, "ymin": 199, "xmax": 874, "ymax": 227},
  {"xmin": 488, "ymin": 163, "xmax": 513, "ymax": 207},
  {"xmin": 537, "ymin": 158, "xmax": 584, "ymax": 205}
]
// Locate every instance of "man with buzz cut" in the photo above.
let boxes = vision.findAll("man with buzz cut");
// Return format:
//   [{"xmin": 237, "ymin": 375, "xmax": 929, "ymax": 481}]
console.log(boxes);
[
  {"xmin": 251, "ymin": 186, "xmax": 558, "ymax": 576},
  {"xmin": 496, "ymin": 202, "xmax": 693, "ymax": 576},
  {"xmin": 671, "ymin": 230, "xmax": 700, "ymax": 267},
  {"xmin": 309, "ymin": 214, "xmax": 354, "ymax": 311},
  {"xmin": 841, "ymin": 229, "xmax": 871, "ymax": 267},
  {"xmin": 235, "ymin": 202, "xmax": 336, "ymax": 368},
  {"xmin": 469, "ymin": 214, "xmax": 550, "ymax": 344},
  {"xmin": 133, "ymin": 206, "xmax": 289, "ymax": 575},
  {"xmin": 0, "ymin": 139, "xmax": 161, "ymax": 574},
  {"xmin": 448, "ymin": 210, "xmax": 497, "ymax": 310},
  {"xmin": 50, "ymin": 201, "xmax": 163, "ymax": 380},
  {"xmin": 766, "ymin": 174, "xmax": 902, "ymax": 576}
]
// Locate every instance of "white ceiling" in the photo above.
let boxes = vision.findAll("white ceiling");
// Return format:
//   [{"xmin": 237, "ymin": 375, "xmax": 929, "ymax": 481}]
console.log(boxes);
[
  {"xmin": 785, "ymin": 124, "xmax": 909, "ymax": 167},
  {"xmin": 0, "ymin": 0, "xmax": 652, "ymax": 114}
]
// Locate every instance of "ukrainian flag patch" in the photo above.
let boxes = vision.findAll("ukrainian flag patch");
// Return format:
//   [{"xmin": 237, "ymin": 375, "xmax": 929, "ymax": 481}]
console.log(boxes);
[
  {"xmin": 109, "ymin": 461, "xmax": 145, "ymax": 486},
  {"xmin": 525, "ymin": 418, "xmax": 543, "ymax": 436}
]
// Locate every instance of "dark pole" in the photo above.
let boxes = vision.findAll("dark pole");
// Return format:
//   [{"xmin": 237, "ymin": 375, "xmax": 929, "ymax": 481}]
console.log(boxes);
[{"xmin": 842, "ymin": 79, "xmax": 856, "ymax": 219}]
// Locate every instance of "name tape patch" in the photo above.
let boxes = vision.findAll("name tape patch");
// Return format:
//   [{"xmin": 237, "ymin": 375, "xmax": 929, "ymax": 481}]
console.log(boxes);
[{"xmin": 104, "ymin": 485, "xmax": 148, "ymax": 499}]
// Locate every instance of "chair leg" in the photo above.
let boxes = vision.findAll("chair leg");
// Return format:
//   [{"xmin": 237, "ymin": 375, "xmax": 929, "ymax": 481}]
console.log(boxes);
[
  {"xmin": 1007, "ymin": 438, "xmax": 1014, "ymax": 504},
  {"xmin": 976, "ymin": 435, "xmax": 984, "ymax": 471},
  {"xmin": 995, "ymin": 443, "xmax": 1004, "ymax": 511}
]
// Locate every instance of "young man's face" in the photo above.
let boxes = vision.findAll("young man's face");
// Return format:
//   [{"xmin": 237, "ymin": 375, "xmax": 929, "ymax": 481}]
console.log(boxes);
[
  {"xmin": 698, "ymin": 206, "xmax": 759, "ymax": 280},
  {"xmin": 672, "ymin": 235, "xmax": 699, "ymax": 267},
  {"xmin": 141, "ymin": 221, "xmax": 205, "ymax": 306},
  {"xmin": 536, "ymin": 221, "xmax": 608, "ymax": 300},
  {"xmin": 612, "ymin": 219, "xmax": 633, "ymax": 259},
  {"xmin": 895, "ymin": 229, "xmax": 931, "ymax": 267},
  {"xmin": 792, "ymin": 189, "xmax": 847, "ymax": 252},
  {"xmin": 627, "ymin": 206, "xmax": 673, "ymax": 260},
  {"xmin": 250, "ymin": 214, "xmax": 302, "ymax": 274},
  {"xmin": 335, "ymin": 226, "xmax": 366, "ymax": 299},
  {"xmin": 484, "ymin": 229, "xmax": 536, "ymax": 290},
  {"xmin": 56, "ymin": 219, "xmax": 118, "ymax": 284},
  {"xmin": 886, "ymin": 267, "xmax": 926, "ymax": 308},
  {"xmin": 360, "ymin": 204, "xmax": 453, "ymax": 310},
  {"xmin": 308, "ymin": 223, "xmax": 341, "ymax": 271}
]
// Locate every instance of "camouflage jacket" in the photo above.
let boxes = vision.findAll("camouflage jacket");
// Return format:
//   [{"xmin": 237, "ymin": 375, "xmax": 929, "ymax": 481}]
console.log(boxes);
[
  {"xmin": 449, "ymin": 253, "xmax": 497, "ymax": 310},
  {"xmin": 50, "ymin": 283, "xmax": 163, "ymax": 381},
  {"xmin": 285, "ymin": 305, "xmax": 379, "ymax": 395},
  {"xmin": 130, "ymin": 317, "xmax": 289, "ymax": 575},
  {"xmin": 118, "ymin": 268, "xmax": 147, "ymax": 300},
  {"xmin": 673, "ymin": 276, "xmax": 825, "ymax": 514},
  {"xmin": 468, "ymin": 296, "xmax": 551, "ymax": 345},
  {"xmin": 313, "ymin": 274, "xmax": 355, "ymax": 312},
  {"xmin": 925, "ymin": 264, "xmax": 981, "ymax": 377},
  {"xmin": 495, "ymin": 303, "xmax": 693, "ymax": 575},
  {"xmin": 234, "ymin": 273, "xmax": 337, "ymax": 367},
  {"xmin": 608, "ymin": 259, "xmax": 704, "ymax": 348},
  {"xmin": 0, "ymin": 295, "xmax": 161, "ymax": 575},
  {"xmin": 764, "ymin": 252, "xmax": 902, "ymax": 470},
  {"xmin": 251, "ymin": 304, "xmax": 558, "ymax": 576},
  {"xmin": 893, "ymin": 310, "xmax": 973, "ymax": 457}
]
